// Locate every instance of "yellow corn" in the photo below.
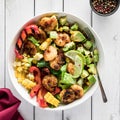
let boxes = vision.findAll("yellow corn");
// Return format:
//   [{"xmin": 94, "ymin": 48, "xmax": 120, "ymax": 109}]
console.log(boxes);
[
  {"xmin": 14, "ymin": 70, "xmax": 25, "ymax": 79},
  {"xmin": 33, "ymin": 53, "xmax": 43, "ymax": 61},
  {"xmin": 16, "ymin": 66, "xmax": 23, "ymax": 72},
  {"xmin": 21, "ymin": 79, "xmax": 36, "ymax": 90},
  {"xmin": 26, "ymin": 73, "xmax": 34, "ymax": 81},
  {"xmin": 39, "ymin": 38, "xmax": 52, "ymax": 50},
  {"xmin": 44, "ymin": 92, "xmax": 60, "ymax": 107}
]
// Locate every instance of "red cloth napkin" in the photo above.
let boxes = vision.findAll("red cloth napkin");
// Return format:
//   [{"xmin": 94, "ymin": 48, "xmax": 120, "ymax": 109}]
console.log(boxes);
[{"xmin": 0, "ymin": 88, "xmax": 24, "ymax": 120}]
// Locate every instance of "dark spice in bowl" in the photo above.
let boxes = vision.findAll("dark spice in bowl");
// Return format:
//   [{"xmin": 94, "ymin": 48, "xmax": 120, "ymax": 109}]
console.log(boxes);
[{"xmin": 90, "ymin": 0, "xmax": 119, "ymax": 16}]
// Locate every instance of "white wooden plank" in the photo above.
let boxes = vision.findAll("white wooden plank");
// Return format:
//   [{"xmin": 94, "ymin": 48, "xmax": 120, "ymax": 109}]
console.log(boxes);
[
  {"xmin": 6, "ymin": 0, "xmax": 34, "ymax": 120},
  {"xmin": 0, "ymin": 0, "xmax": 5, "ymax": 88},
  {"xmin": 35, "ymin": 1, "xmax": 63, "ymax": 120},
  {"xmin": 35, "ymin": 0, "xmax": 63, "ymax": 16},
  {"xmin": 64, "ymin": 0, "xmax": 92, "ymax": 120},
  {"xmin": 64, "ymin": 0, "xmax": 91, "ymax": 24},
  {"xmin": 92, "ymin": 9, "xmax": 120, "ymax": 120}
]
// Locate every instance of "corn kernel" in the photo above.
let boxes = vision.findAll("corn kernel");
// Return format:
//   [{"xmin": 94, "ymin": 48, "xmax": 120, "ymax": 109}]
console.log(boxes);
[
  {"xmin": 21, "ymin": 79, "xmax": 36, "ymax": 90},
  {"xmin": 16, "ymin": 67, "xmax": 23, "ymax": 72},
  {"xmin": 44, "ymin": 92, "xmax": 60, "ymax": 107},
  {"xmin": 27, "ymin": 73, "xmax": 34, "ymax": 81},
  {"xmin": 33, "ymin": 53, "xmax": 43, "ymax": 61}
]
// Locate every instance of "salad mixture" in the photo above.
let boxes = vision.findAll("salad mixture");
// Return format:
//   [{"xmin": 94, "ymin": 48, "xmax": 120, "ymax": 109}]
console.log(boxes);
[{"xmin": 13, "ymin": 14, "xmax": 99, "ymax": 108}]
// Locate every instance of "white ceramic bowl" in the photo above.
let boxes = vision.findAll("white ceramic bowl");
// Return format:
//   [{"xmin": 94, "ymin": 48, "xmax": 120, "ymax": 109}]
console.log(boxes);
[{"xmin": 8, "ymin": 12, "xmax": 104, "ymax": 110}]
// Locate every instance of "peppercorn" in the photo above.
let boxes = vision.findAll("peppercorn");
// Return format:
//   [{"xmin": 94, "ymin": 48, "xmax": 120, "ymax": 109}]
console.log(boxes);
[{"xmin": 92, "ymin": 0, "xmax": 117, "ymax": 14}]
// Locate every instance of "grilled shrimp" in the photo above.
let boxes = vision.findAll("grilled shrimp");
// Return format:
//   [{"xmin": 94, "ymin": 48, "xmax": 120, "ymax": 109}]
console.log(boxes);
[
  {"xmin": 41, "ymin": 67, "xmax": 50, "ymax": 78},
  {"xmin": 50, "ymin": 50, "xmax": 65, "ymax": 70},
  {"xmin": 71, "ymin": 84, "xmax": 84, "ymax": 99},
  {"xmin": 42, "ymin": 75, "xmax": 58, "ymax": 92},
  {"xmin": 23, "ymin": 41, "xmax": 37, "ymax": 56},
  {"xmin": 43, "ymin": 46, "xmax": 57, "ymax": 61},
  {"xmin": 55, "ymin": 33, "xmax": 70, "ymax": 47},
  {"xmin": 60, "ymin": 89, "xmax": 75, "ymax": 104},
  {"xmin": 39, "ymin": 15, "xmax": 58, "ymax": 32},
  {"xmin": 67, "ymin": 63, "xmax": 74, "ymax": 75},
  {"xmin": 37, "ymin": 28, "xmax": 46, "ymax": 43}
]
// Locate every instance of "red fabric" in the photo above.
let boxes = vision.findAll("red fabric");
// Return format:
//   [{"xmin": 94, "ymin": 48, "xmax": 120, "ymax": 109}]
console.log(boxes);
[{"xmin": 0, "ymin": 88, "xmax": 24, "ymax": 120}]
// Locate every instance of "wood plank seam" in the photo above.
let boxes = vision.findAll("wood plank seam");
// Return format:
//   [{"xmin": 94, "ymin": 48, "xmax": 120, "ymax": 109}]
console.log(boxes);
[{"xmin": 4, "ymin": 0, "xmax": 6, "ymax": 88}]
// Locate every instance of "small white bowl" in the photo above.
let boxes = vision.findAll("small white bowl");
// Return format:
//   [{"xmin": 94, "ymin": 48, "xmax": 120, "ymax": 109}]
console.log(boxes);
[{"xmin": 8, "ymin": 12, "xmax": 104, "ymax": 110}]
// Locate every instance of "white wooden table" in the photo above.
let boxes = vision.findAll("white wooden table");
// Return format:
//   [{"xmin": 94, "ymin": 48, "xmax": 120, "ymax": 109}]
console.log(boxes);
[{"xmin": 0, "ymin": 0, "xmax": 120, "ymax": 120}]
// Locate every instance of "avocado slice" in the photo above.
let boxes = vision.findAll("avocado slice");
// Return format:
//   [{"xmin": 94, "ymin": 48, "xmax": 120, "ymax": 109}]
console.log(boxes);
[
  {"xmin": 85, "ymin": 55, "xmax": 93, "ymax": 65},
  {"xmin": 63, "ymin": 42, "xmax": 75, "ymax": 52},
  {"xmin": 70, "ymin": 23, "xmax": 79, "ymax": 31},
  {"xmin": 59, "ymin": 16, "xmax": 67, "ymax": 26},
  {"xmin": 71, "ymin": 31, "xmax": 86, "ymax": 42},
  {"xmin": 83, "ymin": 40, "xmax": 93, "ymax": 50},
  {"xmin": 87, "ymin": 64, "xmax": 97, "ymax": 74},
  {"xmin": 83, "ymin": 75, "xmax": 96, "ymax": 93},
  {"xmin": 81, "ymin": 70, "xmax": 89, "ymax": 78},
  {"xmin": 87, "ymin": 75, "xmax": 96, "ymax": 85}
]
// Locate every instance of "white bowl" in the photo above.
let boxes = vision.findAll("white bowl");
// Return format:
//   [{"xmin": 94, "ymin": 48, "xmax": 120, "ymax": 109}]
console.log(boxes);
[{"xmin": 8, "ymin": 12, "xmax": 104, "ymax": 110}]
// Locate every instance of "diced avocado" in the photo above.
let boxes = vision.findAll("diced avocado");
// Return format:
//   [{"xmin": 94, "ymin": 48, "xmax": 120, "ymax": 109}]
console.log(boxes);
[
  {"xmin": 77, "ymin": 78, "xmax": 84, "ymax": 87},
  {"xmin": 70, "ymin": 23, "xmax": 79, "ymax": 31},
  {"xmin": 93, "ymin": 48, "xmax": 99, "ymax": 63},
  {"xmin": 59, "ymin": 26, "xmax": 69, "ymax": 32},
  {"xmin": 93, "ymin": 48, "xmax": 99, "ymax": 55},
  {"xmin": 77, "ymin": 46, "xmax": 85, "ymax": 54},
  {"xmin": 87, "ymin": 64, "xmax": 96, "ymax": 74},
  {"xmin": 84, "ymin": 50, "xmax": 91, "ymax": 56},
  {"xmin": 83, "ymin": 41, "xmax": 93, "ymax": 49},
  {"xmin": 85, "ymin": 55, "xmax": 93, "ymax": 65},
  {"xmin": 93, "ymin": 54, "xmax": 99, "ymax": 63},
  {"xmin": 50, "ymin": 31, "xmax": 58, "ymax": 39},
  {"xmin": 63, "ymin": 42, "xmax": 75, "ymax": 51},
  {"xmin": 59, "ymin": 72, "xmax": 76, "ymax": 89},
  {"xmin": 87, "ymin": 75, "xmax": 96, "ymax": 85},
  {"xmin": 62, "ymin": 26, "xmax": 69, "ymax": 32},
  {"xmin": 71, "ymin": 31, "xmax": 86, "ymax": 42},
  {"xmin": 59, "ymin": 16, "xmax": 67, "ymax": 26},
  {"xmin": 81, "ymin": 70, "xmax": 89, "ymax": 78},
  {"xmin": 77, "ymin": 46, "xmax": 91, "ymax": 56},
  {"xmin": 60, "ymin": 64, "xmax": 67, "ymax": 72},
  {"xmin": 83, "ymin": 75, "xmax": 96, "ymax": 93}
]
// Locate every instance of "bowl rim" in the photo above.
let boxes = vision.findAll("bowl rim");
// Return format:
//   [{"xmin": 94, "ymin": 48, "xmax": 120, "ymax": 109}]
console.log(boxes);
[
  {"xmin": 7, "ymin": 12, "xmax": 104, "ymax": 111},
  {"xmin": 90, "ymin": 0, "xmax": 120, "ymax": 16}
]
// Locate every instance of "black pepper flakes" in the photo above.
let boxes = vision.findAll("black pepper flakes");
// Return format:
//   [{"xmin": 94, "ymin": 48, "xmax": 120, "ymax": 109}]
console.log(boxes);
[{"xmin": 92, "ymin": 0, "xmax": 117, "ymax": 14}]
